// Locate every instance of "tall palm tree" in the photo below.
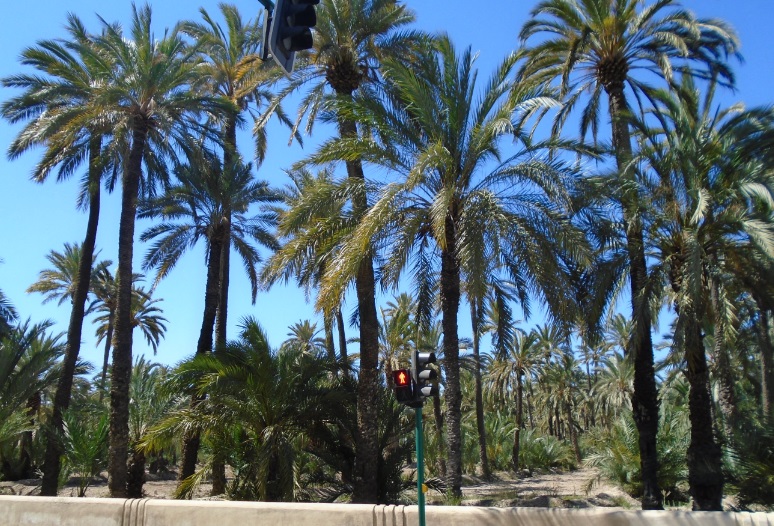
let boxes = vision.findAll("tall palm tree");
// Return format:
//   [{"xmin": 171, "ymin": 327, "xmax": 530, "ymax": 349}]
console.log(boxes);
[
  {"xmin": 87, "ymin": 5, "xmax": 228, "ymax": 497},
  {"xmin": 541, "ymin": 353, "xmax": 584, "ymax": 463},
  {"xmin": 593, "ymin": 352, "xmax": 633, "ymax": 425},
  {"xmin": 467, "ymin": 267, "xmax": 524, "ymax": 480},
  {"xmin": 1, "ymin": 15, "xmax": 120, "ymax": 494},
  {"xmin": 311, "ymin": 37, "xmax": 580, "ymax": 496},
  {"xmin": 140, "ymin": 153, "xmax": 278, "ymax": 485},
  {"xmin": 180, "ymin": 4, "xmax": 286, "ymax": 353},
  {"xmin": 487, "ymin": 329, "xmax": 542, "ymax": 472},
  {"xmin": 378, "ymin": 293, "xmax": 416, "ymax": 385},
  {"xmin": 26, "ymin": 244, "xmax": 92, "ymax": 306},
  {"xmin": 261, "ymin": 167, "xmax": 350, "ymax": 372},
  {"xmin": 518, "ymin": 0, "xmax": 740, "ymax": 509},
  {"xmin": 89, "ymin": 265, "xmax": 156, "ymax": 397},
  {"xmin": 634, "ymin": 76, "xmax": 774, "ymax": 510},
  {"xmin": 258, "ymin": 0, "xmax": 427, "ymax": 503}
]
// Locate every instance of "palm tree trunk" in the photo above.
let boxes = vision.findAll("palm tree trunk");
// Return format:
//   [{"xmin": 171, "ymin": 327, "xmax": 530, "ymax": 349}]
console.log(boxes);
[
  {"xmin": 215, "ymin": 235, "xmax": 230, "ymax": 349},
  {"xmin": 109, "ymin": 127, "xmax": 147, "ymax": 498},
  {"xmin": 127, "ymin": 446, "xmax": 146, "ymax": 498},
  {"xmin": 754, "ymin": 301, "xmax": 774, "ymax": 421},
  {"xmin": 99, "ymin": 317, "xmax": 114, "ymax": 403},
  {"xmin": 684, "ymin": 316, "xmax": 724, "ymax": 510},
  {"xmin": 566, "ymin": 401, "xmax": 582, "ymax": 464},
  {"xmin": 179, "ymin": 234, "xmax": 224, "ymax": 486},
  {"xmin": 210, "ymin": 117, "xmax": 238, "ymax": 497},
  {"xmin": 42, "ymin": 140, "xmax": 102, "ymax": 496},
  {"xmin": 710, "ymin": 278, "xmax": 738, "ymax": 439},
  {"xmin": 440, "ymin": 231, "xmax": 463, "ymax": 498},
  {"xmin": 324, "ymin": 313, "xmax": 336, "ymax": 363},
  {"xmin": 211, "ymin": 232, "xmax": 231, "ymax": 495},
  {"xmin": 19, "ymin": 392, "xmax": 41, "ymax": 479},
  {"xmin": 607, "ymin": 85, "xmax": 662, "ymax": 510},
  {"xmin": 337, "ymin": 308, "xmax": 348, "ymax": 369},
  {"xmin": 470, "ymin": 301, "xmax": 491, "ymax": 480},
  {"xmin": 337, "ymin": 117, "xmax": 380, "ymax": 504},
  {"xmin": 512, "ymin": 376, "xmax": 524, "ymax": 473},
  {"xmin": 432, "ymin": 390, "xmax": 446, "ymax": 476}
]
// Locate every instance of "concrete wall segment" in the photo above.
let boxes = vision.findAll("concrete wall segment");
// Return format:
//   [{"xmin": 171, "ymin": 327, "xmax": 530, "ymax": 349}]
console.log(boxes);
[
  {"xmin": 2, "ymin": 496, "xmax": 774, "ymax": 526},
  {"xmin": 1, "ymin": 496, "xmax": 126, "ymax": 526}
]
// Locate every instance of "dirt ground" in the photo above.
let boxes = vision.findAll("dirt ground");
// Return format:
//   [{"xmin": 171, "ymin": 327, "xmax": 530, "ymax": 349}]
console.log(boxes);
[
  {"xmin": 0, "ymin": 467, "xmax": 642, "ymax": 509},
  {"xmin": 453, "ymin": 467, "xmax": 641, "ymax": 509}
]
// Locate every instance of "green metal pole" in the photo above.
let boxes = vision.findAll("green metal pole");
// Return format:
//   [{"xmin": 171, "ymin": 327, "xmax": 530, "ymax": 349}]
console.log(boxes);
[{"xmin": 415, "ymin": 406, "xmax": 426, "ymax": 526}]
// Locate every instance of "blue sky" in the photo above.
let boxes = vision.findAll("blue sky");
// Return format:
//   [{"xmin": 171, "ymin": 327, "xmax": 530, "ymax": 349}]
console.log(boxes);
[{"xmin": 1, "ymin": 0, "xmax": 772, "ymax": 369}]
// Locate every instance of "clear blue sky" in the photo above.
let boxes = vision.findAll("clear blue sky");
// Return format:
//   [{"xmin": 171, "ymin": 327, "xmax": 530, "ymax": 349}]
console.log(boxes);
[{"xmin": 1, "ymin": 1, "xmax": 772, "ymax": 369}]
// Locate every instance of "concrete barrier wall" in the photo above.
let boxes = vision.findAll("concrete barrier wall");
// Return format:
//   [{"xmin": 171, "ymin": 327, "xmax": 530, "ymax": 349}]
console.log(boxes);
[{"xmin": 2, "ymin": 496, "xmax": 773, "ymax": 526}]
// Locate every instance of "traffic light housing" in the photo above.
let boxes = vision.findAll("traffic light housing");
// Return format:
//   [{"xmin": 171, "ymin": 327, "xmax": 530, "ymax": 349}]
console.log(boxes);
[
  {"xmin": 267, "ymin": 0, "xmax": 319, "ymax": 75},
  {"xmin": 392, "ymin": 368, "xmax": 413, "ymax": 404},
  {"xmin": 411, "ymin": 350, "xmax": 438, "ymax": 403}
]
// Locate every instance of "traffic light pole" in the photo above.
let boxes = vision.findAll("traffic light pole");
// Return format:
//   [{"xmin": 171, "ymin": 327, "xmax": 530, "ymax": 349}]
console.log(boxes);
[{"xmin": 415, "ymin": 406, "xmax": 426, "ymax": 526}]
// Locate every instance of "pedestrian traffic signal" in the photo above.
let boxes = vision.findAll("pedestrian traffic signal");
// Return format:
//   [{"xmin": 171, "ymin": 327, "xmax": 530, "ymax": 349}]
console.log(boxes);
[
  {"xmin": 411, "ymin": 350, "xmax": 438, "ymax": 402},
  {"xmin": 392, "ymin": 368, "xmax": 413, "ymax": 404},
  {"xmin": 267, "ymin": 0, "xmax": 319, "ymax": 74}
]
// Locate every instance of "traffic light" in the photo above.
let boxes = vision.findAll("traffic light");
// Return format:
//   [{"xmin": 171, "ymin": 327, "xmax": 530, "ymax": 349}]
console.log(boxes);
[
  {"xmin": 411, "ymin": 350, "xmax": 438, "ymax": 403},
  {"xmin": 392, "ymin": 368, "xmax": 413, "ymax": 404},
  {"xmin": 267, "ymin": 0, "xmax": 319, "ymax": 75}
]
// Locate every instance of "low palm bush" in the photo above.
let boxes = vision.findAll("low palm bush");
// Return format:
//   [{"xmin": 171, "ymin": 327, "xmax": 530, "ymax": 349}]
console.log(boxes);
[
  {"xmin": 728, "ymin": 420, "xmax": 774, "ymax": 510},
  {"xmin": 518, "ymin": 428, "xmax": 576, "ymax": 472},
  {"xmin": 584, "ymin": 406, "xmax": 689, "ymax": 501},
  {"xmin": 61, "ymin": 411, "xmax": 109, "ymax": 496}
]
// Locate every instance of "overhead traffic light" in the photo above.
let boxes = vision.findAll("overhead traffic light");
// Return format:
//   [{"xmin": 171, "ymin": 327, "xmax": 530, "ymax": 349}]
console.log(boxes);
[
  {"xmin": 392, "ymin": 368, "xmax": 413, "ymax": 404},
  {"xmin": 267, "ymin": 0, "xmax": 319, "ymax": 75},
  {"xmin": 411, "ymin": 350, "xmax": 438, "ymax": 402}
]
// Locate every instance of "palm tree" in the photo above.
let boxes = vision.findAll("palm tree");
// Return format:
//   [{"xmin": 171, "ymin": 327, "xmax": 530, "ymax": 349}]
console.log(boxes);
[
  {"xmin": 87, "ymin": 5, "xmax": 228, "ymax": 497},
  {"xmin": 0, "ymin": 319, "xmax": 65, "ymax": 480},
  {"xmin": 593, "ymin": 352, "xmax": 633, "ymax": 425},
  {"xmin": 180, "ymin": 4, "xmax": 286, "ymax": 353},
  {"xmin": 89, "ymin": 265, "xmax": 155, "ymax": 396},
  {"xmin": 261, "ymin": 167, "xmax": 351, "ymax": 372},
  {"xmin": 0, "ymin": 291, "xmax": 16, "ymax": 338},
  {"xmin": 541, "ymin": 353, "xmax": 584, "ymax": 463},
  {"xmin": 126, "ymin": 357, "xmax": 177, "ymax": 498},
  {"xmin": 310, "ymin": 37, "xmax": 580, "ymax": 496},
  {"xmin": 26, "ymin": 244, "xmax": 90, "ymax": 306},
  {"xmin": 283, "ymin": 319, "xmax": 328, "ymax": 357},
  {"xmin": 0, "ymin": 259, "xmax": 17, "ymax": 337},
  {"xmin": 142, "ymin": 317, "xmax": 345, "ymax": 501},
  {"xmin": 378, "ymin": 293, "xmax": 416, "ymax": 385},
  {"xmin": 634, "ymin": 76, "xmax": 774, "ymax": 510},
  {"xmin": 1, "ymin": 15, "xmax": 120, "ymax": 494},
  {"xmin": 140, "ymin": 153, "xmax": 278, "ymax": 485},
  {"xmin": 519, "ymin": 0, "xmax": 740, "ymax": 509},
  {"xmin": 467, "ymin": 270, "xmax": 524, "ymax": 480},
  {"xmin": 487, "ymin": 329, "xmax": 542, "ymax": 472},
  {"xmin": 731, "ymin": 251, "xmax": 774, "ymax": 420},
  {"xmin": 258, "ymin": 0, "xmax": 427, "ymax": 503}
]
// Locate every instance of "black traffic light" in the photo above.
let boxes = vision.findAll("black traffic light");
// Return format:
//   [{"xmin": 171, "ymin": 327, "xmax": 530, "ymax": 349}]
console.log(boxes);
[
  {"xmin": 267, "ymin": 0, "xmax": 319, "ymax": 75},
  {"xmin": 411, "ymin": 350, "xmax": 438, "ymax": 403},
  {"xmin": 392, "ymin": 368, "xmax": 413, "ymax": 404}
]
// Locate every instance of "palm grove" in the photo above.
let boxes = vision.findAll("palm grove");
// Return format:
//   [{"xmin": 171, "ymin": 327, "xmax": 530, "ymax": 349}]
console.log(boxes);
[{"xmin": 1, "ymin": 0, "xmax": 773, "ymax": 512}]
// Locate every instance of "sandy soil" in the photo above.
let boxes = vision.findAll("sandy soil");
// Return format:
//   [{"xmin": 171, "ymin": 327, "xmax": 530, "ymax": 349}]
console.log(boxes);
[
  {"xmin": 1, "ymin": 467, "xmax": 641, "ymax": 509},
  {"xmin": 454, "ymin": 468, "xmax": 641, "ymax": 509}
]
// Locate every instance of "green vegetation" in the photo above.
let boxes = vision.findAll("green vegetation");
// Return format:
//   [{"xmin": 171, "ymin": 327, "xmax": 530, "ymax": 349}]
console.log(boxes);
[{"xmin": 1, "ymin": 0, "xmax": 773, "ymax": 513}]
